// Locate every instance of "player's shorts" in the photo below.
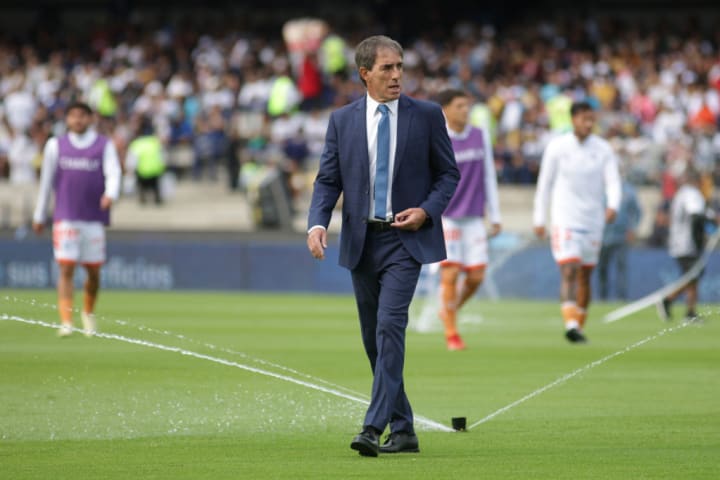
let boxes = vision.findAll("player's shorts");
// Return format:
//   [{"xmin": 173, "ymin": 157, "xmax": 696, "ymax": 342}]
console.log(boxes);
[
  {"xmin": 53, "ymin": 220, "xmax": 106, "ymax": 266},
  {"xmin": 675, "ymin": 255, "xmax": 704, "ymax": 278},
  {"xmin": 551, "ymin": 225, "xmax": 602, "ymax": 266},
  {"xmin": 440, "ymin": 216, "xmax": 488, "ymax": 270}
]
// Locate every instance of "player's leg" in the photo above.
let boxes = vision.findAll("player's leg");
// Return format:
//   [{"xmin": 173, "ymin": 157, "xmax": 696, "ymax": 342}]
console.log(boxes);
[
  {"xmin": 660, "ymin": 282, "xmax": 683, "ymax": 321},
  {"xmin": 83, "ymin": 265, "xmax": 100, "ymax": 312},
  {"xmin": 458, "ymin": 266, "xmax": 484, "ymax": 310},
  {"xmin": 660, "ymin": 256, "xmax": 698, "ymax": 321},
  {"xmin": 559, "ymin": 261, "xmax": 580, "ymax": 325},
  {"xmin": 457, "ymin": 218, "xmax": 488, "ymax": 311},
  {"xmin": 57, "ymin": 262, "xmax": 76, "ymax": 335},
  {"xmin": 439, "ymin": 264, "xmax": 462, "ymax": 345},
  {"xmin": 684, "ymin": 278, "xmax": 699, "ymax": 319},
  {"xmin": 576, "ymin": 265, "xmax": 594, "ymax": 330},
  {"xmin": 575, "ymin": 229, "xmax": 601, "ymax": 332},
  {"xmin": 150, "ymin": 175, "xmax": 162, "ymax": 205},
  {"xmin": 53, "ymin": 221, "xmax": 81, "ymax": 336},
  {"xmin": 552, "ymin": 226, "xmax": 584, "ymax": 342},
  {"xmin": 439, "ymin": 217, "xmax": 464, "ymax": 350},
  {"xmin": 136, "ymin": 173, "xmax": 148, "ymax": 204},
  {"xmin": 78, "ymin": 222, "xmax": 106, "ymax": 336},
  {"xmin": 681, "ymin": 256, "xmax": 703, "ymax": 320},
  {"xmin": 81, "ymin": 264, "xmax": 100, "ymax": 335}
]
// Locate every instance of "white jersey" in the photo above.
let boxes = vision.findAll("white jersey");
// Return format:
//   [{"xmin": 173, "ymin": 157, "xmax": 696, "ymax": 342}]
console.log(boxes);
[
  {"xmin": 533, "ymin": 132, "xmax": 621, "ymax": 232},
  {"xmin": 668, "ymin": 184, "xmax": 706, "ymax": 258}
]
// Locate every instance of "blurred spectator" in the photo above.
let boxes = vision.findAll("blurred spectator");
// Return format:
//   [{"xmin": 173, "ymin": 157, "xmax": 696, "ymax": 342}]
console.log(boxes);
[
  {"xmin": 597, "ymin": 178, "xmax": 643, "ymax": 300},
  {"xmin": 126, "ymin": 117, "xmax": 166, "ymax": 205},
  {"xmin": 652, "ymin": 101, "xmax": 686, "ymax": 147},
  {"xmin": 319, "ymin": 32, "xmax": 347, "ymax": 76},
  {"xmin": 298, "ymin": 52, "xmax": 323, "ymax": 111},
  {"xmin": 4, "ymin": 80, "xmax": 37, "ymax": 134},
  {"xmin": 267, "ymin": 69, "xmax": 301, "ymax": 117},
  {"xmin": 0, "ymin": 126, "xmax": 9, "ymax": 178},
  {"xmin": 648, "ymin": 200, "xmax": 672, "ymax": 248},
  {"xmin": 192, "ymin": 107, "xmax": 228, "ymax": 182},
  {"xmin": 7, "ymin": 128, "xmax": 38, "ymax": 184},
  {"xmin": 303, "ymin": 107, "xmax": 330, "ymax": 164},
  {"xmin": 1, "ymin": 7, "xmax": 720, "ymax": 232},
  {"xmin": 167, "ymin": 110, "xmax": 194, "ymax": 178},
  {"xmin": 283, "ymin": 126, "xmax": 309, "ymax": 168},
  {"xmin": 237, "ymin": 69, "xmax": 272, "ymax": 112}
]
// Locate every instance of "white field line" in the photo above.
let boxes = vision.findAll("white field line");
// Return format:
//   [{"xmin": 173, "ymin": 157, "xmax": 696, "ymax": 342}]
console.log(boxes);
[
  {"xmin": 467, "ymin": 320, "xmax": 693, "ymax": 430},
  {"xmin": 0, "ymin": 314, "xmax": 453, "ymax": 432}
]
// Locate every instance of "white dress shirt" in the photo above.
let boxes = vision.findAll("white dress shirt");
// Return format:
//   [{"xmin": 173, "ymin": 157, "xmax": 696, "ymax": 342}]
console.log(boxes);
[
  {"xmin": 366, "ymin": 94, "xmax": 398, "ymax": 221},
  {"xmin": 33, "ymin": 129, "xmax": 122, "ymax": 224},
  {"xmin": 308, "ymin": 94, "xmax": 399, "ymax": 233}
]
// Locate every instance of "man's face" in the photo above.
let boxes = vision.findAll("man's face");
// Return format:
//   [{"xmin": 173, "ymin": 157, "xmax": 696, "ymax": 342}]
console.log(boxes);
[
  {"xmin": 442, "ymin": 96, "xmax": 470, "ymax": 129},
  {"xmin": 66, "ymin": 108, "xmax": 92, "ymax": 134},
  {"xmin": 360, "ymin": 47, "xmax": 403, "ymax": 103},
  {"xmin": 572, "ymin": 109, "xmax": 595, "ymax": 139}
]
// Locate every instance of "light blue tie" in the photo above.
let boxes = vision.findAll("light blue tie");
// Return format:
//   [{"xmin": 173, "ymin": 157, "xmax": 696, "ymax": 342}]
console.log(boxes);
[{"xmin": 374, "ymin": 104, "xmax": 390, "ymax": 220}]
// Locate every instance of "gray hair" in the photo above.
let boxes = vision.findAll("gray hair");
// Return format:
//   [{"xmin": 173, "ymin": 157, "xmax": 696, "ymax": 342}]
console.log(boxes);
[{"xmin": 355, "ymin": 35, "xmax": 403, "ymax": 86}]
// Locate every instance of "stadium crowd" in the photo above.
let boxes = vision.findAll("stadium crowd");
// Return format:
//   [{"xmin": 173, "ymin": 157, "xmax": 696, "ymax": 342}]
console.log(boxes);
[{"xmin": 1, "ymin": 11, "xmax": 719, "ymax": 238}]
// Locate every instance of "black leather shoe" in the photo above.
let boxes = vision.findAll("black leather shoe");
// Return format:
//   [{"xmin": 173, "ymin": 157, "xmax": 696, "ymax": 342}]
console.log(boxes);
[
  {"xmin": 379, "ymin": 431, "xmax": 420, "ymax": 453},
  {"xmin": 350, "ymin": 428, "xmax": 379, "ymax": 457},
  {"xmin": 565, "ymin": 328, "xmax": 587, "ymax": 344}
]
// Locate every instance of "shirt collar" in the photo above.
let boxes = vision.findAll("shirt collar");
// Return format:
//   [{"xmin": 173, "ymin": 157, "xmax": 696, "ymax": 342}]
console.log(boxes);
[
  {"xmin": 367, "ymin": 94, "xmax": 398, "ymax": 117},
  {"xmin": 573, "ymin": 132, "xmax": 594, "ymax": 145},
  {"xmin": 447, "ymin": 123, "xmax": 472, "ymax": 140},
  {"xmin": 68, "ymin": 129, "xmax": 97, "ymax": 144}
]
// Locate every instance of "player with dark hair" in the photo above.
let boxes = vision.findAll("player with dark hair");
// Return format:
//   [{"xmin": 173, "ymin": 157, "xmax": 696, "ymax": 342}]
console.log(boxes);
[
  {"xmin": 435, "ymin": 88, "xmax": 501, "ymax": 350},
  {"xmin": 533, "ymin": 101, "xmax": 621, "ymax": 343},
  {"xmin": 32, "ymin": 102, "xmax": 122, "ymax": 337}
]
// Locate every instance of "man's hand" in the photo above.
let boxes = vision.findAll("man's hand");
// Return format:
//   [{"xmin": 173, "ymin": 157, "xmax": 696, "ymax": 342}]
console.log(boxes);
[
  {"xmin": 626, "ymin": 230, "xmax": 636, "ymax": 244},
  {"xmin": 307, "ymin": 227, "xmax": 328, "ymax": 260},
  {"xmin": 605, "ymin": 208, "xmax": 617, "ymax": 224},
  {"xmin": 100, "ymin": 195, "xmax": 113, "ymax": 210},
  {"xmin": 32, "ymin": 222, "xmax": 44, "ymax": 235},
  {"xmin": 490, "ymin": 223, "xmax": 502, "ymax": 237},
  {"xmin": 391, "ymin": 208, "xmax": 427, "ymax": 231},
  {"xmin": 534, "ymin": 225, "xmax": 546, "ymax": 239}
]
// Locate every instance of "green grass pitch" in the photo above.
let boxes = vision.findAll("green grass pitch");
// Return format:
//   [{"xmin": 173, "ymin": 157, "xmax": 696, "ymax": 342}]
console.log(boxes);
[{"xmin": 1, "ymin": 290, "xmax": 718, "ymax": 479}]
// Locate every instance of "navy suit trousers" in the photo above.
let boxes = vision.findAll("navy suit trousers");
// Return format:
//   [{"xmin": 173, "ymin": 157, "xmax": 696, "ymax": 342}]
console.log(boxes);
[{"xmin": 350, "ymin": 227, "xmax": 421, "ymax": 434}]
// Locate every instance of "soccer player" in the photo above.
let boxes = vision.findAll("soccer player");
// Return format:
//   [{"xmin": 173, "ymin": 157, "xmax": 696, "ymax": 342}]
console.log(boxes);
[
  {"xmin": 32, "ymin": 102, "xmax": 122, "ymax": 337},
  {"xmin": 657, "ymin": 168, "xmax": 711, "ymax": 321},
  {"xmin": 533, "ymin": 101, "xmax": 621, "ymax": 343},
  {"xmin": 436, "ymin": 89, "xmax": 501, "ymax": 351}
]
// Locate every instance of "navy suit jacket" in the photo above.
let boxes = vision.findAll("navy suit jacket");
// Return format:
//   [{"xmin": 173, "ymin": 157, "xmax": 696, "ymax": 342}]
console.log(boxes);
[{"xmin": 308, "ymin": 94, "xmax": 460, "ymax": 270}]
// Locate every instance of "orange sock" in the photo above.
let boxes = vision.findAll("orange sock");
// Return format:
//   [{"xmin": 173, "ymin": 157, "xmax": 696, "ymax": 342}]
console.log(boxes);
[
  {"xmin": 83, "ymin": 293, "xmax": 97, "ymax": 315},
  {"xmin": 440, "ymin": 278, "xmax": 458, "ymax": 338},
  {"xmin": 58, "ymin": 298, "xmax": 73, "ymax": 325},
  {"xmin": 561, "ymin": 302, "xmax": 580, "ymax": 330},
  {"xmin": 577, "ymin": 308, "xmax": 587, "ymax": 329}
]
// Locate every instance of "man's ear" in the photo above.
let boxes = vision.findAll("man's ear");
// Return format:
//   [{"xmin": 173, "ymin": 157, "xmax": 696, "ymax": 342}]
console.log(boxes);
[{"xmin": 359, "ymin": 67, "xmax": 369, "ymax": 83}]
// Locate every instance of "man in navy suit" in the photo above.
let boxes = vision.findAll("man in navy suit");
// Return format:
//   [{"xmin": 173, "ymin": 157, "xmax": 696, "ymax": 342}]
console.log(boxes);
[{"xmin": 307, "ymin": 35, "xmax": 459, "ymax": 457}]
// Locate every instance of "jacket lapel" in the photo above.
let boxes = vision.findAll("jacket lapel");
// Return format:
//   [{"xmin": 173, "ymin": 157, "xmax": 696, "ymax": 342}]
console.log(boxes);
[
  {"xmin": 353, "ymin": 96, "xmax": 370, "ymax": 190},
  {"xmin": 393, "ymin": 94, "xmax": 412, "ymax": 182}
]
